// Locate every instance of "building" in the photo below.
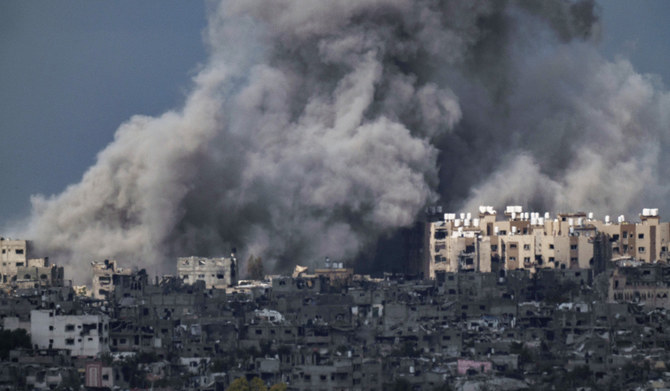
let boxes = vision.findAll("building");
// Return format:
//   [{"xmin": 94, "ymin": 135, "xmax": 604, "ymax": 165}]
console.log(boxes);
[
  {"xmin": 177, "ymin": 255, "xmax": 237, "ymax": 288},
  {"xmin": 91, "ymin": 259, "xmax": 132, "ymax": 300},
  {"xmin": 428, "ymin": 206, "xmax": 670, "ymax": 279},
  {"xmin": 30, "ymin": 310, "xmax": 109, "ymax": 357},
  {"xmin": 0, "ymin": 238, "xmax": 64, "ymax": 289},
  {"xmin": 15, "ymin": 258, "xmax": 64, "ymax": 289},
  {"xmin": 0, "ymin": 238, "xmax": 29, "ymax": 284}
]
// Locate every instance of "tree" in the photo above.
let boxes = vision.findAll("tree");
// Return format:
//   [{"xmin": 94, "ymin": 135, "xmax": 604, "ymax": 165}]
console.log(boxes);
[
  {"xmin": 226, "ymin": 377, "xmax": 249, "ymax": 391},
  {"xmin": 269, "ymin": 384, "xmax": 287, "ymax": 391},
  {"xmin": 247, "ymin": 255, "xmax": 265, "ymax": 280},
  {"xmin": 249, "ymin": 376, "xmax": 267, "ymax": 391}
]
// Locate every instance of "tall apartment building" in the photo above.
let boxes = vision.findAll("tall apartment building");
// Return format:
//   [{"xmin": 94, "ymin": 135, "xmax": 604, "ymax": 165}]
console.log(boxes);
[{"xmin": 428, "ymin": 206, "xmax": 670, "ymax": 279}]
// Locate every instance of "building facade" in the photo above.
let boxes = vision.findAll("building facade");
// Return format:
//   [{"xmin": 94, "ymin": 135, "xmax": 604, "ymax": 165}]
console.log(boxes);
[
  {"xmin": 429, "ymin": 206, "xmax": 670, "ymax": 279},
  {"xmin": 177, "ymin": 256, "xmax": 237, "ymax": 288},
  {"xmin": 30, "ymin": 310, "xmax": 110, "ymax": 357}
]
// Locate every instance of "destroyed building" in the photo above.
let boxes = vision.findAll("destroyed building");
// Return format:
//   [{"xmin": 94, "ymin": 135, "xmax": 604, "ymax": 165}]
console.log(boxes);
[
  {"xmin": 3, "ymin": 208, "xmax": 670, "ymax": 390},
  {"xmin": 177, "ymin": 255, "xmax": 237, "ymax": 289}
]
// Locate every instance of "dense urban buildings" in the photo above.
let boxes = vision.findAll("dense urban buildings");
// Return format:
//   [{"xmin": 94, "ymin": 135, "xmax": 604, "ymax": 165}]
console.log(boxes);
[
  {"xmin": 428, "ymin": 206, "xmax": 668, "ymax": 278},
  {"xmin": 2, "ymin": 209, "xmax": 670, "ymax": 390}
]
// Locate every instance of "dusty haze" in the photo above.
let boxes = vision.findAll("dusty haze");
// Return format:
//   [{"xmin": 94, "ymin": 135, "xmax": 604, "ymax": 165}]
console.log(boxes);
[{"xmin": 18, "ymin": 0, "xmax": 670, "ymax": 281}]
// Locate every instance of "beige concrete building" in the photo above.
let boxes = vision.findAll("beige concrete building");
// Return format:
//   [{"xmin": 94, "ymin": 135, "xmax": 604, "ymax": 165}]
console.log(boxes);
[
  {"xmin": 1, "ymin": 238, "xmax": 29, "ymax": 283},
  {"xmin": 0, "ymin": 238, "xmax": 64, "ymax": 288},
  {"xmin": 91, "ymin": 259, "xmax": 132, "ymax": 300},
  {"xmin": 177, "ymin": 255, "xmax": 237, "ymax": 289},
  {"xmin": 428, "ymin": 206, "xmax": 670, "ymax": 279}
]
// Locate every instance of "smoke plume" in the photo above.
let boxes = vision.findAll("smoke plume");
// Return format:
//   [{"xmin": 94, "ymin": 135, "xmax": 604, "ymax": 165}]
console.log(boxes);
[{"xmin": 21, "ymin": 0, "xmax": 670, "ymax": 280}]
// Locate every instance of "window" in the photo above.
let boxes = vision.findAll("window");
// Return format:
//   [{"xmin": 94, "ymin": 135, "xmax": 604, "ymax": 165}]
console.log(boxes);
[
  {"xmin": 499, "ymin": 230, "xmax": 507, "ymax": 235},
  {"xmin": 65, "ymin": 324, "xmax": 75, "ymax": 332},
  {"xmin": 524, "ymin": 257, "xmax": 530, "ymax": 264},
  {"xmin": 623, "ymin": 232, "xmax": 628, "ymax": 238},
  {"xmin": 638, "ymin": 247, "xmax": 645, "ymax": 253},
  {"xmin": 638, "ymin": 233, "xmax": 644, "ymax": 239},
  {"xmin": 491, "ymin": 245, "xmax": 498, "ymax": 251},
  {"xmin": 1, "ymin": 249, "xmax": 5, "ymax": 254},
  {"xmin": 15, "ymin": 262, "xmax": 24, "ymax": 267},
  {"xmin": 49, "ymin": 326, "xmax": 53, "ymax": 331},
  {"xmin": 523, "ymin": 244, "xmax": 530, "ymax": 250},
  {"xmin": 510, "ymin": 243, "xmax": 517, "ymax": 249},
  {"xmin": 15, "ymin": 249, "xmax": 23, "ymax": 254},
  {"xmin": 571, "ymin": 257, "xmax": 578, "ymax": 263},
  {"xmin": 65, "ymin": 338, "xmax": 75, "ymax": 345},
  {"xmin": 570, "ymin": 244, "xmax": 578, "ymax": 250},
  {"xmin": 509, "ymin": 257, "xmax": 516, "ymax": 262},
  {"xmin": 549, "ymin": 244, "xmax": 554, "ymax": 249}
]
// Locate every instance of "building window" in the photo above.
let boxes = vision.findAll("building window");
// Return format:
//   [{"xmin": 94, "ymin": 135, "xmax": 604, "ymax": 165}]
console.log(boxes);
[
  {"xmin": 524, "ymin": 257, "xmax": 530, "ymax": 264},
  {"xmin": 523, "ymin": 244, "xmax": 530, "ymax": 250},
  {"xmin": 510, "ymin": 244, "xmax": 517, "ymax": 249},
  {"xmin": 638, "ymin": 247, "xmax": 645, "ymax": 253},
  {"xmin": 571, "ymin": 257, "xmax": 578, "ymax": 263},
  {"xmin": 15, "ymin": 249, "xmax": 23, "ymax": 254},
  {"xmin": 638, "ymin": 233, "xmax": 644, "ymax": 239},
  {"xmin": 570, "ymin": 244, "xmax": 578, "ymax": 250},
  {"xmin": 491, "ymin": 245, "xmax": 498, "ymax": 251},
  {"xmin": 49, "ymin": 326, "xmax": 53, "ymax": 331},
  {"xmin": 15, "ymin": 262, "xmax": 24, "ymax": 267},
  {"xmin": 65, "ymin": 324, "xmax": 75, "ymax": 332},
  {"xmin": 623, "ymin": 232, "xmax": 628, "ymax": 238},
  {"xmin": 509, "ymin": 257, "xmax": 516, "ymax": 262},
  {"xmin": 65, "ymin": 338, "xmax": 75, "ymax": 345},
  {"xmin": 549, "ymin": 244, "xmax": 554, "ymax": 249}
]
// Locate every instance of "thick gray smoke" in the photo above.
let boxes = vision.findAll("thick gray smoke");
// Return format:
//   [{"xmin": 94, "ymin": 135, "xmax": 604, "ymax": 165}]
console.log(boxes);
[{"xmin": 21, "ymin": 0, "xmax": 670, "ymax": 281}]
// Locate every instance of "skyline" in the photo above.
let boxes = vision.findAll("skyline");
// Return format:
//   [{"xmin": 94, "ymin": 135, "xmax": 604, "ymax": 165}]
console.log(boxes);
[{"xmin": 3, "ymin": 1, "xmax": 670, "ymax": 281}]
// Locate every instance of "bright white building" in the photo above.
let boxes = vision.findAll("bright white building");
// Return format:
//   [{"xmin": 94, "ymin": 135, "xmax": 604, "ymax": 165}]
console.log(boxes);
[{"xmin": 30, "ymin": 310, "xmax": 110, "ymax": 357}]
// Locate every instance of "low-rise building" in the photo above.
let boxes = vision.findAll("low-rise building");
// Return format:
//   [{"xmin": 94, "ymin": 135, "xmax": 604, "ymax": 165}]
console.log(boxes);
[
  {"xmin": 178, "ymin": 255, "xmax": 237, "ymax": 288},
  {"xmin": 30, "ymin": 310, "xmax": 109, "ymax": 357}
]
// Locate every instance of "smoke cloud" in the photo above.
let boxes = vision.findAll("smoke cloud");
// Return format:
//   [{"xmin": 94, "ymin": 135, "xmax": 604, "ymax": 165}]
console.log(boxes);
[{"xmin": 20, "ymin": 0, "xmax": 670, "ymax": 281}]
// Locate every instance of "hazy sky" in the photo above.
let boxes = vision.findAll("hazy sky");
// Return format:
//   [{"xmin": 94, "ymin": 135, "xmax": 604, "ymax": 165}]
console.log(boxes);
[{"xmin": 1, "ymin": 0, "xmax": 669, "ymax": 230}]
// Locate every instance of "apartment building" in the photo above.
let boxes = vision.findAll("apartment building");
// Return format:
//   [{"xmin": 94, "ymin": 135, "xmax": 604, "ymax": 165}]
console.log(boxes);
[
  {"xmin": 428, "ymin": 206, "xmax": 669, "ymax": 279},
  {"xmin": 30, "ymin": 310, "xmax": 110, "ymax": 357}
]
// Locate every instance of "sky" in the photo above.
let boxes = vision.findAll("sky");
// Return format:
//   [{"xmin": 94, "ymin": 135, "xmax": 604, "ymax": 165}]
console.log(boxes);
[{"xmin": 1, "ymin": 0, "xmax": 670, "ymax": 231}]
